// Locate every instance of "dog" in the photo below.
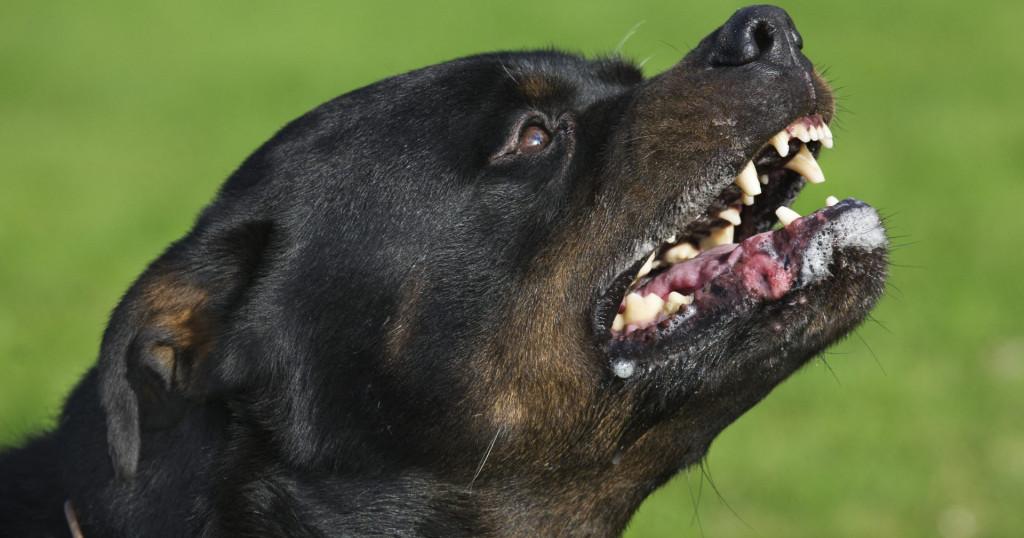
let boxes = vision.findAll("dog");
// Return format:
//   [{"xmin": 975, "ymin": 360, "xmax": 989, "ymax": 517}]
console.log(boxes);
[{"xmin": 0, "ymin": 5, "xmax": 888, "ymax": 536}]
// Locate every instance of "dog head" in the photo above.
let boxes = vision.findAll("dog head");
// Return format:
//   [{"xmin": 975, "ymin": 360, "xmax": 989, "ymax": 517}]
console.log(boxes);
[{"xmin": 96, "ymin": 5, "xmax": 887, "ymax": 533}]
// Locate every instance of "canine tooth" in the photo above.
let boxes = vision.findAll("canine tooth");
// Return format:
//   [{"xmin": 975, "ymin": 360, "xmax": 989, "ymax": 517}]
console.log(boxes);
[
  {"xmin": 700, "ymin": 225, "xmax": 734, "ymax": 249},
  {"xmin": 623, "ymin": 293, "xmax": 664, "ymax": 326},
  {"xmin": 783, "ymin": 144, "xmax": 825, "ymax": 184},
  {"xmin": 612, "ymin": 314, "xmax": 625, "ymax": 332},
  {"xmin": 769, "ymin": 131, "xmax": 790, "ymax": 157},
  {"xmin": 735, "ymin": 161, "xmax": 761, "ymax": 196},
  {"xmin": 664, "ymin": 291, "xmax": 693, "ymax": 315},
  {"xmin": 826, "ymin": 195, "xmax": 839, "ymax": 207},
  {"xmin": 741, "ymin": 193, "xmax": 755, "ymax": 206},
  {"xmin": 636, "ymin": 251, "xmax": 656, "ymax": 279},
  {"xmin": 663, "ymin": 242, "xmax": 699, "ymax": 264},
  {"xmin": 718, "ymin": 207, "xmax": 741, "ymax": 226},
  {"xmin": 775, "ymin": 206, "xmax": 801, "ymax": 226}
]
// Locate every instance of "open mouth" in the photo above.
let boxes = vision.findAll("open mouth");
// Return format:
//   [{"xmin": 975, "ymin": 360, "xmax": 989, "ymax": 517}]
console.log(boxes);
[{"xmin": 599, "ymin": 114, "xmax": 884, "ymax": 364}]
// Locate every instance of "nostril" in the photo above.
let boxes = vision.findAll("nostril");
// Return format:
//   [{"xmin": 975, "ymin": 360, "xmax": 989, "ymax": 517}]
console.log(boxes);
[
  {"xmin": 706, "ymin": 6, "xmax": 803, "ymax": 68},
  {"xmin": 752, "ymin": 22, "xmax": 774, "ymax": 55}
]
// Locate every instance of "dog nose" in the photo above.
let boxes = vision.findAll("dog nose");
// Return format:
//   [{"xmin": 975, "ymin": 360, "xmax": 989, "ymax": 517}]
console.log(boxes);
[{"xmin": 706, "ymin": 5, "xmax": 804, "ymax": 67}]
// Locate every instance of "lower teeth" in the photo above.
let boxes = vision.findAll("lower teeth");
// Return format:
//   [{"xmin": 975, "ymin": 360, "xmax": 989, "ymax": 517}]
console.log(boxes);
[{"xmin": 613, "ymin": 290, "xmax": 694, "ymax": 333}]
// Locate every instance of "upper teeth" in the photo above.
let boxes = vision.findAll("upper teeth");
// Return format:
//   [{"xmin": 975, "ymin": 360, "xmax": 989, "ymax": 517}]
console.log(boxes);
[
  {"xmin": 769, "ymin": 131, "xmax": 790, "ymax": 157},
  {"xmin": 718, "ymin": 207, "xmax": 742, "ymax": 226},
  {"xmin": 735, "ymin": 160, "xmax": 761, "ymax": 197},
  {"xmin": 820, "ymin": 124, "xmax": 834, "ymax": 148},
  {"xmin": 635, "ymin": 251, "xmax": 657, "ymax": 280},
  {"xmin": 790, "ymin": 123, "xmax": 811, "ymax": 143},
  {"xmin": 699, "ymin": 224, "xmax": 734, "ymax": 250},
  {"xmin": 663, "ymin": 242, "xmax": 699, "ymax": 263},
  {"xmin": 784, "ymin": 144, "xmax": 826, "ymax": 184}
]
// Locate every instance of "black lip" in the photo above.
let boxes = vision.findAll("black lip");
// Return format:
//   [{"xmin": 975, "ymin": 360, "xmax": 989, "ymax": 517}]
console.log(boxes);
[{"xmin": 592, "ymin": 257, "xmax": 646, "ymax": 343}]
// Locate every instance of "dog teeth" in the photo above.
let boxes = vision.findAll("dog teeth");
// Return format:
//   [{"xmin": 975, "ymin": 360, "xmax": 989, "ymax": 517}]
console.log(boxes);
[
  {"xmin": 821, "ymin": 124, "xmax": 834, "ymax": 148},
  {"xmin": 759, "ymin": 174, "xmax": 770, "ymax": 185},
  {"xmin": 741, "ymin": 193, "xmax": 756, "ymax": 206},
  {"xmin": 663, "ymin": 291, "xmax": 693, "ymax": 315},
  {"xmin": 718, "ymin": 207, "xmax": 741, "ymax": 226},
  {"xmin": 614, "ymin": 290, "xmax": 695, "ymax": 334},
  {"xmin": 775, "ymin": 206, "xmax": 801, "ymax": 226},
  {"xmin": 622, "ymin": 292, "xmax": 665, "ymax": 326},
  {"xmin": 776, "ymin": 117, "xmax": 835, "ymax": 154},
  {"xmin": 735, "ymin": 161, "xmax": 761, "ymax": 197},
  {"xmin": 783, "ymin": 144, "xmax": 825, "ymax": 184},
  {"xmin": 769, "ymin": 131, "xmax": 790, "ymax": 157},
  {"xmin": 663, "ymin": 242, "xmax": 699, "ymax": 264},
  {"xmin": 826, "ymin": 195, "xmax": 839, "ymax": 207},
  {"xmin": 700, "ymin": 225, "xmax": 734, "ymax": 250},
  {"xmin": 635, "ymin": 251, "xmax": 656, "ymax": 279},
  {"xmin": 789, "ymin": 123, "xmax": 811, "ymax": 143}
]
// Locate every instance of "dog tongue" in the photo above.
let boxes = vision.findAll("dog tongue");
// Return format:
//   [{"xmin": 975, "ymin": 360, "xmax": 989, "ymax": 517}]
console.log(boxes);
[
  {"xmin": 639, "ymin": 244, "xmax": 739, "ymax": 298},
  {"xmin": 636, "ymin": 231, "xmax": 795, "ymax": 302}
]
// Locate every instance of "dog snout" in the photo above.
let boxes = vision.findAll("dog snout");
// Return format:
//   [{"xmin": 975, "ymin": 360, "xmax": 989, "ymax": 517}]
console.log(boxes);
[{"xmin": 704, "ymin": 5, "xmax": 804, "ymax": 68}]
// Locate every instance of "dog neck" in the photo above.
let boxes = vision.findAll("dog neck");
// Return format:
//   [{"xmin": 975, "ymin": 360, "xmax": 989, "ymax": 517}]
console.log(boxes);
[{"xmin": 204, "ymin": 470, "xmax": 653, "ymax": 537}]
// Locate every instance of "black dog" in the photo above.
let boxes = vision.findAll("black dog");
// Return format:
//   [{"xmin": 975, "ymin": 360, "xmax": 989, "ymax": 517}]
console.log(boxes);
[{"xmin": 0, "ymin": 5, "xmax": 887, "ymax": 536}]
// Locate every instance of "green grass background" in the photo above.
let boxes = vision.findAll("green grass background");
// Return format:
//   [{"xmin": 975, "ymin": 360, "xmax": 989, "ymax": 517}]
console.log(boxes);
[{"xmin": 2, "ymin": 1, "xmax": 1022, "ymax": 536}]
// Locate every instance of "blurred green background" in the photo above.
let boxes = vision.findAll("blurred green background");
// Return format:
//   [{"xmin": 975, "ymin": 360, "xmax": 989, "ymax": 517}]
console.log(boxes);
[{"xmin": 1, "ymin": 1, "xmax": 1022, "ymax": 536}]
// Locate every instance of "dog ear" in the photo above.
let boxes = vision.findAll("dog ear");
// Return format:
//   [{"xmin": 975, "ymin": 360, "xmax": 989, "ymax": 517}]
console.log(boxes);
[{"xmin": 97, "ymin": 220, "xmax": 272, "ymax": 478}]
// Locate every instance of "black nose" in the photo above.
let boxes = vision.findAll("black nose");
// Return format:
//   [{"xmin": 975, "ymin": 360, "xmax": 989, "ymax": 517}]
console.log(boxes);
[{"xmin": 706, "ymin": 5, "xmax": 804, "ymax": 67}]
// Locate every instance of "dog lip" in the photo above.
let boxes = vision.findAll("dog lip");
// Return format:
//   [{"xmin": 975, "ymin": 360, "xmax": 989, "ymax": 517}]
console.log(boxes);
[{"xmin": 602, "ymin": 199, "xmax": 886, "ymax": 368}]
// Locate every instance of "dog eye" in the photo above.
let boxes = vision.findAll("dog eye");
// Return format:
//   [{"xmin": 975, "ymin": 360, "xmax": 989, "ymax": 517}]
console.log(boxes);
[{"xmin": 517, "ymin": 125, "xmax": 551, "ymax": 155}]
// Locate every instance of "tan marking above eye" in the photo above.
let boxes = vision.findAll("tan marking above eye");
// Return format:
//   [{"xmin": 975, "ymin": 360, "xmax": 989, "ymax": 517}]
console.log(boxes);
[{"xmin": 517, "ymin": 125, "xmax": 551, "ymax": 154}]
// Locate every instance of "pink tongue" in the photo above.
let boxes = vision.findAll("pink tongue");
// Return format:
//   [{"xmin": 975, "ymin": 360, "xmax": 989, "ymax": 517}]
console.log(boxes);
[
  {"xmin": 633, "ymin": 231, "xmax": 795, "ymax": 302},
  {"xmin": 640, "ymin": 244, "xmax": 740, "ymax": 298}
]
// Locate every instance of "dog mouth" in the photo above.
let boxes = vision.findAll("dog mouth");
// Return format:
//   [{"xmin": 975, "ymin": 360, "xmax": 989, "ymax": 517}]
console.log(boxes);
[{"xmin": 597, "ymin": 114, "xmax": 886, "ymax": 372}]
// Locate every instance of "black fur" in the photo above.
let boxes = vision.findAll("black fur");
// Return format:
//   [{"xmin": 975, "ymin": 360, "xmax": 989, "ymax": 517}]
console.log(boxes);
[{"xmin": 0, "ymin": 6, "xmax": 886, "ymax": 537}]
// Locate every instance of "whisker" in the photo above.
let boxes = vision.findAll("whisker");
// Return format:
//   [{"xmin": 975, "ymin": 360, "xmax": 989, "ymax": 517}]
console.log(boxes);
[
  {"xmin": 819, "ymin": 355, "xmax": 842, "ymax": 385},
  {"xmin": 854, "ymin": 329, "xmax": 886, "ymax": 375},
  {"xmin": 467, "ymin": 424, "xmax": 503, "ymax": 490},
  {"xmin": 700, "ymin": 458, "xmax": 752, "ymax": 530},
  {"xmin": 615, "ymin": 21, "xmax": 646, "ymax": 55},
  {"xmin": 685, "ymin": 468, "xmax": 706, "ymax": 537}
]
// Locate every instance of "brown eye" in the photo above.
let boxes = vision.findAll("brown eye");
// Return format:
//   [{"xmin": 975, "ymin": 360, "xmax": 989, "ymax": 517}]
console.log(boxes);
[{"xmin": 517, "ymin": 125, "xmax": 551, "ymax": 154}]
